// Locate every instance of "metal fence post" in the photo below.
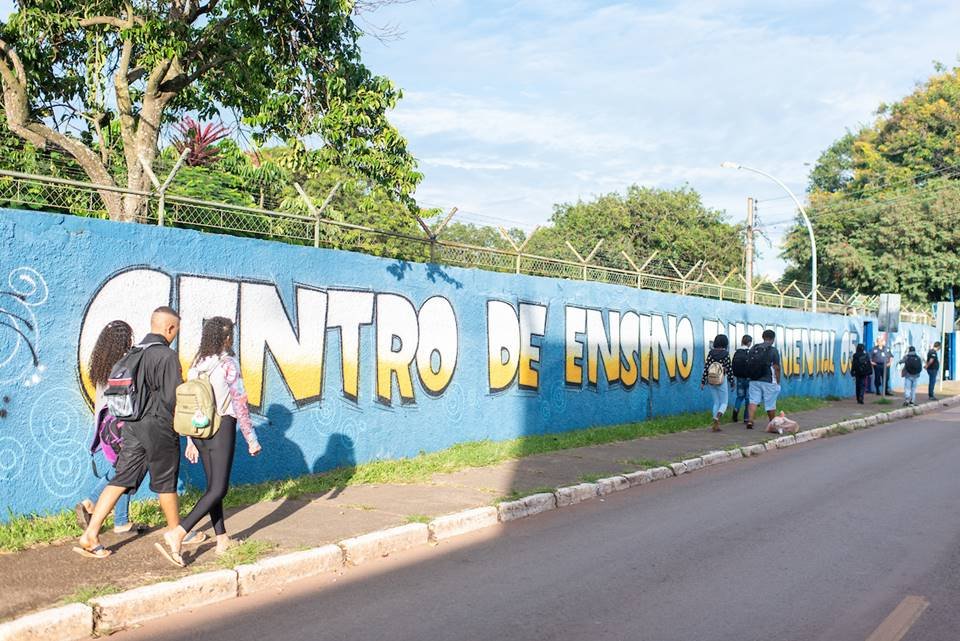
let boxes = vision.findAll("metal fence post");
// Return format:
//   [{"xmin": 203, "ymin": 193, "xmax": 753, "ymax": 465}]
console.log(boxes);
[
  {"xmin": 140, "ymin": 149, "xmax": 188, "ymax": 226},
  {"xmin": 294, "ymin": 181, "xmax": 341, "ymax": 248},
  {"xmin": 498, "ymin": 226, "xmax": 537, "ymax": 276},
  {"xmin": 566, "ymin": 239, "xmax": 603, "ymax": 281}
]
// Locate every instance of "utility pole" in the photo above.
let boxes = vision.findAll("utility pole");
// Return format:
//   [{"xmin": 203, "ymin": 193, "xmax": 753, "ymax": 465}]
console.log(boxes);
[{"xmin": 745, "ymin": 197, "xmax": 755, "ymax": 305}]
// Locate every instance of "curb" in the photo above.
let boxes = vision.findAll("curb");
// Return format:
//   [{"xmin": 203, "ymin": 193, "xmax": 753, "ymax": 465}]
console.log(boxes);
[
  {"xmin": 339, "ymin": 523, "xmax": 429, "ymax": 567},
  {"xmin": 92, "ymin": 569, "xmax": 237, "ymax": 634},
  {"xmin": 10, "ymin": 397, "xmax": 959, "ymax": 637},
  {"xmin": 428, "ymin": 506, "xmax": 500, "ymax": 542},
  {"xmin": 498, "ymin": 492, "xmax": 557, "ymax": 521},
  {"xmin": 0, "ymin": 603, "xmax": 91, "ymax": 641},
  {"xmin": 237, "ymin": 544, "xmax": 344, "ymax": 596}
]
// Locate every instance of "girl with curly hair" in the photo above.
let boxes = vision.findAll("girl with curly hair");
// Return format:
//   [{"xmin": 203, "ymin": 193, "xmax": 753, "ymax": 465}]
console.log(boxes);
[
  {"xmin": 75, "ymin": 320, "xmax": 145, "ymax": 534},
  {"xmin": 163, "ymin": 316, "xmax": 261, "ymax": 559}
]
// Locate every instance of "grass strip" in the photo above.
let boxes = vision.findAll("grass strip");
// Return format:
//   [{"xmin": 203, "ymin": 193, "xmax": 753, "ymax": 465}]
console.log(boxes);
[
  {"xmin": 215, "ymin": 540, "xmax": 276, "ymax": 569},
  {"xmin": 0, "ymin": 396, "xmax": 824, "ymax": 552},
  {"xmin": 59, "ymin": 584, "xmax": 122, "ymax": 605}
]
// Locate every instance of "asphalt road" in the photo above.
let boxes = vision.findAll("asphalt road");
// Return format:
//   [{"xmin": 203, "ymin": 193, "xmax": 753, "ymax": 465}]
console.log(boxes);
[{"xmin": 115, "ymin": 408, "xmax": 960, "ymax": 641}]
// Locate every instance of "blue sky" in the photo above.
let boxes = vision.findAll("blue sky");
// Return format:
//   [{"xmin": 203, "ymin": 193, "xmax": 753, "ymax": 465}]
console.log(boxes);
[
  {"xmin": 1, "ymin": 1, "xmax": 958, "ymax": 277},
  {"xmin": 355, "ymin": 0, "xmax": 960, "ymax": 276}
]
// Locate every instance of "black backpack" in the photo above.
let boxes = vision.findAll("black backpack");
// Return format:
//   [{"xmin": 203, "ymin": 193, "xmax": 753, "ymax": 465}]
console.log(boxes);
[
  {"xmin": 904, "ymin": 353, "xmax": 923, "ymax": 376},
  {"xmin": 852, "ymin": 352, "xmax": 871, "ymax": 376},
  {"xmin": 731, "ymin": 349, "xmax": 750, "ymax": 378},
  {"xmin": 745, "ymin": 344, "xmax": 772, "ymax": 380},
  {"xmin": 103, "ymin": 342, "xmax": 165, "ymax": 420}
]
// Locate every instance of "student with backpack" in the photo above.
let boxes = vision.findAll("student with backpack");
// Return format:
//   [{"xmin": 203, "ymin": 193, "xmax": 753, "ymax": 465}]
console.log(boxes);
[
  {"xmin": 850, "ymin": 343, "xmax": 872, "ymax": 404},
  {"xmin": 700, "ymin": 334, "xmax": 735, "ymax": 432},
  {"xmin": 745, "ymin": 329, "xmax": 782, "ymax": 430},
  {"xmin": 162, "ymin": 317, "xmax": 261, "ymax": 562},
  {"xmin": 76, "ymin": 307, "xmax": 184, "ymax": 560},
  {"xmin": 900, "ymin": 346, "xmax": 923, "ymax": 406},
  {"xmin": 730, "ymin": 334, "xmax": 752, "ymax": 424},
  {"xmin": 74, "ymin": 320, "xmax": 145, "ymax": 535}
]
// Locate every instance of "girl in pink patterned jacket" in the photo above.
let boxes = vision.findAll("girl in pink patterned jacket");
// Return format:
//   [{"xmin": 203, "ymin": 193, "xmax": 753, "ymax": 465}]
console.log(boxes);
[{"xmin": 161, "ymin": 317, "xmax": 261, "ymax": 564}]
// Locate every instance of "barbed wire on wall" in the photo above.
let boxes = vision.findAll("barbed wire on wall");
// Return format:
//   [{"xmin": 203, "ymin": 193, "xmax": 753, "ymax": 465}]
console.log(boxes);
[{"xmin": 0, "ymin": 166, "xmax": 933, "ymax": 324}]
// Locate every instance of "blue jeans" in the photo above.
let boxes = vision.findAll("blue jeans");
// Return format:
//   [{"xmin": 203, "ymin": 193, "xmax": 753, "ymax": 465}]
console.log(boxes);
[
  {"xmin": 903, "ymin": 375, "xmax": 919, "ymax": 404},
  {"xmin": 733, "ymin": 378, "xmax": 750, "ymax": 413},
  {"xmin": 927, "ymin": 369, "xmax": 938, "ymax": 398},
  {"xmin": 89, "ymin": 471, "xmax": 130, "ymax": 527},
  {"xmin": 708, "ymin": 384, "xmax": 729, "ymax": 417}
]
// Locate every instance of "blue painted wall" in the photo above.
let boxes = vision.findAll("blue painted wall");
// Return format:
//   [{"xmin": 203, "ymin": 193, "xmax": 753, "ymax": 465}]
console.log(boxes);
[{"xmin": 0, "ymin": 209, "xmax": 939, "ymax": 519}]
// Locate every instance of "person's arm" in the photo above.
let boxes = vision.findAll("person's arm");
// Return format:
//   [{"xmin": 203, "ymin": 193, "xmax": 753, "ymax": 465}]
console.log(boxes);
[
  {"xmin": 223, "ymin": 358, "xmax": 260, "ymax": 455},
  {"xmin": 700, "ymin": 354, "xmax": 710, "ymax": 387},
  {"xmin": 184, "ymin": 436, "xmax": 199, "ymax": 463},
  {"xmin": 771, "ymin": 349, "xmax": 781, "ymax": 385},
  {"xmin": 159, "ymin": 351, "xmax": 183, "ymax": 417}
]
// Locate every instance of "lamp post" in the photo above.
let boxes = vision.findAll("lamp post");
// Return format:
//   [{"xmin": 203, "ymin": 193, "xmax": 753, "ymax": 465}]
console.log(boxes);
[{"xmin": 721, "ymin": 161, "xmax": 818, "ymax": 313}]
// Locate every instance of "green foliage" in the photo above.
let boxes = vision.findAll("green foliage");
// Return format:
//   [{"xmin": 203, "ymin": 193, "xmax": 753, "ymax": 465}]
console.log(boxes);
[
  {"xmin": 0, "ymin": 0, "xmax": 421, "ymax": 216},
  {"xmin": 525, "ymin": 185, "xmax": 744, "ymax": 275},
  {"xmin": 441, "ymin": 222, "xmax": 526, "ymax": 250},
  {"xmin": 786, "ymin": 65, "xmax": 960, "ymax": 303},
  {"xmin": 215, "ymin": 540, "xmax": 276, "ymax": 569}
]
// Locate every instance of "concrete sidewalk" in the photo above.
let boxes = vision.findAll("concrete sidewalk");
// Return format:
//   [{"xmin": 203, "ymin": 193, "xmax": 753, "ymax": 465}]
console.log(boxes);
[{"xmin": 0, "ymin": 393, "xmax": 948, "ymax": 621}]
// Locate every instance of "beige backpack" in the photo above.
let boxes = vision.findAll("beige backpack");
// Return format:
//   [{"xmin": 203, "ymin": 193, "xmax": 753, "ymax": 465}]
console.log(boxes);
[
  {"xmin": 173, "ymin": 359, "xmax": 228, "ymax": 439},
  {"xmin": 706, "ymin": 361, "xmax": 725, "ymax": 386}
]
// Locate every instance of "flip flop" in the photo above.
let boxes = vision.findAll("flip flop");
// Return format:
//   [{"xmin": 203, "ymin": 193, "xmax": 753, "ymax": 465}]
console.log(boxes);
[
  {"xmin": 113, "ymin": 523, "xmax": 148, "ymax": 536},
  {"xmin": 72, "ymin": 543, "xmax": 111, "ymax": 559},
  {"xmin": 74, "ymin": 502, "xmax": 92, "ymax": 530},
  {"xmin": 182, "ymin": 531, "xmax": 208, "ymax": 546},
  {"xmin": 154, "ymin": 541, "xmax": 185, "ymax": 568}
]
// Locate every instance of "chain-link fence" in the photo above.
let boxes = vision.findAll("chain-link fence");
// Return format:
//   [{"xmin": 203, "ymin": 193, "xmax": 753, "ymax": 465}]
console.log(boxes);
[{"xmin": 0, "ymin": 167, "xmax": 933, "ymax": 324}]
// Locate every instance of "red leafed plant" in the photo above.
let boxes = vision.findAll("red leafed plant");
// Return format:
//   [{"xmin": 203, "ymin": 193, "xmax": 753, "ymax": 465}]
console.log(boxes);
[{"xmin": 172, "ymin": 117, "xmax": 231, "ymax": 166}]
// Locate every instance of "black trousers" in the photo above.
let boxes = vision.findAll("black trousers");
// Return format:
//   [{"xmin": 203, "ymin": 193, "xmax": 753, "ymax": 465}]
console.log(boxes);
[
  {"xmin": 873, "ymin": 364, "xmax": 890, "ymax": 393},
  {"xmin": 181, "ymin": 417, "xmax": 237, "ymax": 536},
  {"xmin": 855, "ymin": 375, "xmax": 868, "ymax": 402}
]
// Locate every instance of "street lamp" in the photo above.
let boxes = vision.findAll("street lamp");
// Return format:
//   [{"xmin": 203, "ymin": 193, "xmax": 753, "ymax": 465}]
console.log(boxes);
[{"xmin": 720, "ymin": 161, "xmax": 818, "ymax": 313}]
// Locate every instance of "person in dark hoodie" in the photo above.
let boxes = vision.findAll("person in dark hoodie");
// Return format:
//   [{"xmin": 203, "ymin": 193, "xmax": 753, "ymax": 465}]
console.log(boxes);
[{"xmin": 700, "ymin": 334, "xmax": 735, "ymax": 432}]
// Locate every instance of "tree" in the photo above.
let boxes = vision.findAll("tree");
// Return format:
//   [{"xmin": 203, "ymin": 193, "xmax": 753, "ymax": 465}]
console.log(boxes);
[
  {"xmin": 0, "ymin": 0, "xmax": 420, "ymax": 221},
  {"xmin": 783, "ymin": 64, "xmax": 960, "ymax": 303},
  {"xmin": 440, "ymin": 222, "xmax": 525, "ymax": 251},
  {"xmin": 525, "ymin": 185, "xmax": 744, "ymax": 276}
]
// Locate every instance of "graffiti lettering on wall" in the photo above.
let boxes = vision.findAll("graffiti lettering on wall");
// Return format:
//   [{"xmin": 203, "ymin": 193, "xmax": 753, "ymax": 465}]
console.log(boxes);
[
  {"xmin": 79, "ymin": 269, "xmax": 856, "ymax": 414},
  {"xmin": 79, "ymin": 268, "xmax": 459, "ymax": 409},
  {"xmin": 704, "ymin": 320, "xmax": 845, "ymax": 378},
  {"xmin": 486, "ymin": 303, "xmax": 698, "ymax": 391}
]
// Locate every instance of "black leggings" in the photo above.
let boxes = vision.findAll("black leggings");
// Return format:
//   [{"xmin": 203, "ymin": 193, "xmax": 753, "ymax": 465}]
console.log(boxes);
[{"xmin": 181, "ymin": 416, "xmax": 236, "ymax": 536}]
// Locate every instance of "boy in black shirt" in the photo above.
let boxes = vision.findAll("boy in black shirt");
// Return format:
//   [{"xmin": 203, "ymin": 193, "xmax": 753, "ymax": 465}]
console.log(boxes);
[{"xmin": 76, "ymin": 307, "xmax": 184, "ymax": 560}]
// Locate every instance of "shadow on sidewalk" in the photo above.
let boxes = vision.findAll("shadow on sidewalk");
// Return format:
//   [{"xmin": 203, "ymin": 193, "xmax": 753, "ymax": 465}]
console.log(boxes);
[{"xmin": 231, "ymin": 431, "xmax": 356, "ymax": 541}]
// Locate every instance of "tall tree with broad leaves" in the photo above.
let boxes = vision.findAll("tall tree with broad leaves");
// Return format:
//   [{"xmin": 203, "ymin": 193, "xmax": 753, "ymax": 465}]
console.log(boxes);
[
  {"xmin": 525, "ymin": 185, "xmax": 744, "ymax": 276},
  {"xmin": 0, "ymin": 0, "xmax": 420, "ymax": 221},
  {"xmin": 782, "ymin": 64, "xmax": 960, "ymax": 304}
]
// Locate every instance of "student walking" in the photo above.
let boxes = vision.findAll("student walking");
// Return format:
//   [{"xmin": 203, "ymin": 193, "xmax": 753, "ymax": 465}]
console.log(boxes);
[
  {"xmin": 746, "ymin": 329, "xmax": 782, "ymax": 430},
  {"xmin": 899, "ymin": 346, "xmax": 923, "ymax": 406},
  {"xmin": 850, "ymin": 344, "xmax": 872, "ymax": 404},
  {"xmin": 74, "ymin": 320, "xmax": 145, "ymax": 535},
  {"xmin": 730, "ymin": 335, "xmax": 752, "ymax": 424},
  {"xmin": 701, "ymin": 334, "xmax": 735, "ymax": 432},
  {"xmin": 76, "ymin": 307, "xmax": 184, "ymax": 560},
  {"xmin": 926, "ymin": 341, "xmax": 941, "ymax": 401},
  {"xmin": 163, "ymin": 317, "xmax": 261, "ymax": 561}
]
